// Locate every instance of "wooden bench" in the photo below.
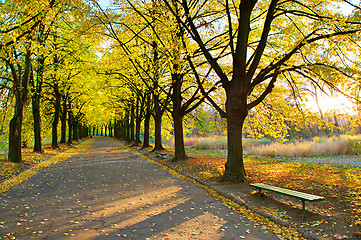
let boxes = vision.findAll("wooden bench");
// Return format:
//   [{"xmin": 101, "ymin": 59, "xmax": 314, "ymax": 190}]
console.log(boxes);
[
  {"xmin": 155, "ymin": 151, "xmax": 167, "ymax": 158},
  {"xmin": 249, "ymin": 183, "xmax": 324, "ymax": 220}
]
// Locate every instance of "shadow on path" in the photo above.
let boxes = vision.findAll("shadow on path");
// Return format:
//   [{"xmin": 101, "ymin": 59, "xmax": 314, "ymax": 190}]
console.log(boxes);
[{"xmin": 0, "ymin": 137, "xmax": 278, "ymax": 240}]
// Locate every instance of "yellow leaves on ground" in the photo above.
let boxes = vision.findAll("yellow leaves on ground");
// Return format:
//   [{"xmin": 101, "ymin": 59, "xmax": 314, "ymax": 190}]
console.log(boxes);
[
  {"xmin": 124, "ymin": 143, "xmax": 306, "ymax": 240},
  {"xmin": 0, "ymin": 139, "xmax": 94, "ymax": 194}
]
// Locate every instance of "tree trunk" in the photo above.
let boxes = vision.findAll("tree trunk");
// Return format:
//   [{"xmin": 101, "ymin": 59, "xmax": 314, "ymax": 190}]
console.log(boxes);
[
  {"xmin": 134, "ymin": 117, "xmax": 142, "ymax": 145},
  {"xmin": 67, "ymin": 111, "xmax": 73, "ymax": 144},
  {"xmin": 8, "ymin": 49, "xmax": 31, "ymax": 163},
  {"xmin": 172, "ymin": 112, "xmax": 187, "ymax": 161},
  {"xmin": 8, "ymin": 101, "xmax": 24, "ymax": 163},
  {"xmin": 73, "ymin": 122, "xmax": 79, "ymax": 141},
  {"xmin": 60, "ymin": 96, "xmax": 67, "ymax": 143},
  {"xmin": 153, "ymin": 96, "xmax": 164, "ymax": 151},
  {"xmin": 31, "ymin": 54, "xmax": 44, "ymax": 153},
  {"xmin": 126, "ymin": 115, "xmax": 131, "ymax": 141},
  {"xmin": 222, "ymin": 101, "xmax": 248, "ymax": 182},
  {"xmin": 142, "ymin": 113, "xmax": 151, "ymax": 148},
  {"xmin": 32, "ymin": 93, "xmax": 43, "ymax": 153},
  {"xmin": 51, "ymin": 88, "xmax": 61, "ymax": 149},
  {"xmin": 172, "ymin": 112, "xmax": 187, "ymax": 160},
  {"xmin": 130, "ymin": 104, "xmax": 135, "ymax": 142},
  {"xmin": 171, "ymin": 70, "xmax": 188, "ymax": 161}
]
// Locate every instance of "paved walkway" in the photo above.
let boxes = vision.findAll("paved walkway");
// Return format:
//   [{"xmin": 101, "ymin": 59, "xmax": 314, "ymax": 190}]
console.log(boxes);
[{"xmin": 0, "ymin": 137, "xmax": 278, "ymax": 239}]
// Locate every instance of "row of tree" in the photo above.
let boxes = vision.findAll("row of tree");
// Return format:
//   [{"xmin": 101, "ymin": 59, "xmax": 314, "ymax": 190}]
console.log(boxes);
[
  {"xmin": 95, "ymin": 0, "xmax": 361, "ymax": 182},
  {"xmin": 0, "ymin": 0, "xmax": 103, "ymax": 162},
  {"xmin": 2, "ymin": 0, "xmax": 361, "ymax": 182}
]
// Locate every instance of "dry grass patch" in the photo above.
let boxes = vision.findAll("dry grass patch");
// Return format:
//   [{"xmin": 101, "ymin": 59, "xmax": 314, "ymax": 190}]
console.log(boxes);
[{"xmin": 248, "ymin": 135, "xmax": 361, "ymax": 157}]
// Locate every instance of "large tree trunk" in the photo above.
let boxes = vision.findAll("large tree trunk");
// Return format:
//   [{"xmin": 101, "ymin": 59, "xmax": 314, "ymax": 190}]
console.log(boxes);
[
  {"xmin": 172, "ymin": 112, "xmax": 187, "ymax": 161},
  {"xmin": 8, "ymin": 101, "xmax": 24, "ymax": 163},
  {"xmin": 153, "ymin": 114, "xmax": 164, "ymax": 151},
  {"xmin": 152, "ymin": 95, "xmax": 164, "ymax": 151},
  {"xmin": 171, "ymin": 70, "xmax": 188, "ymax": 161},
  {"xmin": 8, "ymin": 49, "xmax": 31, "ymax": 163},
  {"xmin": 32, "ymin": 55, "xmax": 44, "ymax": 153},
  {"xmin": 222, "ymin": 97, "xmax": 248, "ymax": 182}
]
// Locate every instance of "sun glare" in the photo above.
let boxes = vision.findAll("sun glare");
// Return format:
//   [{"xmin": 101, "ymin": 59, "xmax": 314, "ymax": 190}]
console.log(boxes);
[{"xmin": 305, "ymin": 94, "xmax": 355, "ymax": 115}]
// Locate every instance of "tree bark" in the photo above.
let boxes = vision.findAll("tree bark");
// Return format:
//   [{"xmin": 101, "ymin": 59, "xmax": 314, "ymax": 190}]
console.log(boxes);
[
  {"xmin": 134, "ymin": 97, "xmax": 142, "ymax": 146},
  {"xmin": 51, "ymin": 86, "xmax": 61, "ymax": 149},
  {"xmin": 32, "ymin": 91, "xmax": 43, "ymax": 153},
  {"xmin": 141, "ymin": 94, "xmax": 151, "ymax": 148},
  {"xmin": 142, "ymin": 113, "xmax": 151, "ymax": 148},
  {"xmin": 130, "ymin": 103, "xmax": 135, "ymax": 142},
  {"xmin": 172, "ymin": 111, "xmax": 187, "ymax": 161},
  {"xmin": 8, "ymin": 49, "xmax": 31, "ymax": 163},
  {"xmin": 8, "ymin": 102, "xmax": 24, "ymax": 163},
  {"xmin": 31, "ymin": 55, "xmax": 44, "ymax": 153},
  {"xmin": 67, "ymin": 110, "xmax": 73, "ymax": 144},
  {"xmin": 73, "ymin": 122, "xmax": 79, "ymax": 141},
  {"xmin": 171, "ymin": 71, "xmax": 188, "ymax": 161},
  {"xmin": 152, "ymin": 94, "xmax": 164, "ymax": 151},
  {"xmin": 60, "ymin": 95, "xmax": 67, "ymax": 143},
  {"xmin": 222, "ymin": 90, "xmax": 248, "ymax": 182}
]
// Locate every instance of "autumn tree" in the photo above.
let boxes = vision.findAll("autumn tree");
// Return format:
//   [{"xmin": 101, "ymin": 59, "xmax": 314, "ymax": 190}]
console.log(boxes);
[
  {"xmin": 93, "ymin": 2, "xmax": 172, "ymax": 150},
  {"xmin": 162, "ymin": 0, "xmax": 361, "ymax": 182},
  {"xmin": 0, "ymin": 0, "xmax": 59, "ymax": 162}
]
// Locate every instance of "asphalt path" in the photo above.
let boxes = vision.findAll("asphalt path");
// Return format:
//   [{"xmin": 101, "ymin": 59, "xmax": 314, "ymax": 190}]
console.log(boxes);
[{"xmin": 0, "ymin": 137, "xmax": 279, "ymax": 239}]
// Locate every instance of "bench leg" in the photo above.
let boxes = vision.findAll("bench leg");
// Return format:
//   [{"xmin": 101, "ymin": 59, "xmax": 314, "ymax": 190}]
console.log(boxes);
[
  {"xmin": 302, "ymin": 200, "xmax": 306, "ymax": 222},
  {"xmin": 258, "ymin": 189, "xmax": 262, "ymax": 197}
]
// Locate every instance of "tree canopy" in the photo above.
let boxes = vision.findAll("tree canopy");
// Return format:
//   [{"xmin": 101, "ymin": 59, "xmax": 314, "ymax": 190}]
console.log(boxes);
[{"xmin": 1, "ymin": 0, "xmax": 361, "ymax": 182}]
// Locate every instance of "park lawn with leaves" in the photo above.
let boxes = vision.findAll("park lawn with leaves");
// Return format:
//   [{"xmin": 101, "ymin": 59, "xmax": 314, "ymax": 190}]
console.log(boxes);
[
  {"xmin": 0, "ymin": 143, "xmax": 73, "ymax": 185},
  {"xmin": 172, "ymin": 149, "xmax": 361, "ymax": 229}
]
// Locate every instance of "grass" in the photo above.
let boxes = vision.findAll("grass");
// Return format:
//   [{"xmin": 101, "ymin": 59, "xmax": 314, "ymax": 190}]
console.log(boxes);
[
  {"xmin": 186, "ymin": 135, "xmax": 361, "ymax": 157},
  {"xmin": 184, "ymin": 136, "xmax": 272, "ymax": 151},
  {"xmin": 247, "ymin": 135, "xmax": 361, "ymax": 157},
  {"xmin": 171, "ymin": 148, "xmax": 361, "ymax": 228}
]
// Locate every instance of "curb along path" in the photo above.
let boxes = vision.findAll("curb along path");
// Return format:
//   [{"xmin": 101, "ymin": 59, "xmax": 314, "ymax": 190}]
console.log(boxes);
[{"xmin": 1, "ymin": 137, "xmax": 282, "ymax": 239}]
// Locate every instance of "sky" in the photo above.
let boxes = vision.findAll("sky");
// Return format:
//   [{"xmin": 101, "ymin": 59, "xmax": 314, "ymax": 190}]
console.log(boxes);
[{"xmin": 97, "ymin": 0, "xmax": 111, "ymax": 8}]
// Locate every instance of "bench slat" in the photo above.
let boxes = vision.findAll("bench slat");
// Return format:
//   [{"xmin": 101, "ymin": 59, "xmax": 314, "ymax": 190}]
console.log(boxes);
[
  {"xmin": 249, "ymin": 183, "xmax": 324, "ymax": 201},
  {"xmin": 249, "ymin": 183, "xmax": 324, "ymax": 221}
]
